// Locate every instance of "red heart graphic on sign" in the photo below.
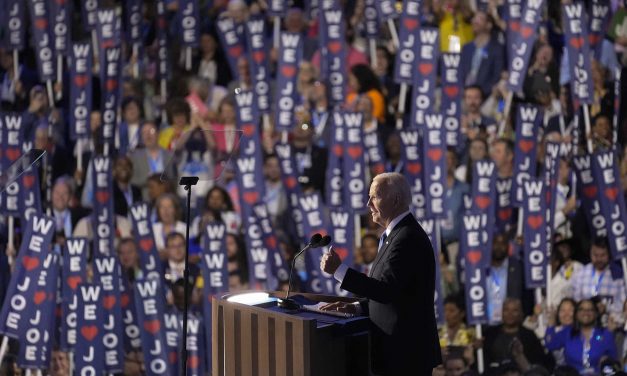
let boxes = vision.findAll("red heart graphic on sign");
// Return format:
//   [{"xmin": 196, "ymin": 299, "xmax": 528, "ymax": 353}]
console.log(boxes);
[
  {"xmin": 347, "ymin": 146, "xmax": 362, "ymax": 159},
  {"xmin": 427, "ymin": 149, "xmax": 442, "ymax": 162},
  {"xmin": 66, "ymin": 276, "xmax": 82, "ymax": 290},
  {"xmin": 583, "ymin": 186, "xmax": 598, "ymax": 198},
  {"xmin": 103, "ymin": 295, "xmax": 116, "ymax": 310},
  {"xmin": 418, "ymin": 63, "xmax": 433, "ymax": 75},
  {"xmin": 96, "ymin": 191, "xmax": 109, "ymax": 204},
  {"xmin": 33, "ymin": 291, "xmax": 46, "ymax": 305},
  {"xmin": 120, "ymin": 293, "xmax": 130, "ymax": 308},
  {"xmin": 333, "ymin": 144, "xmax": 343, "ymax": 157},
  {"xmin": 444, "ymin": 86, "xmax": 459, "ymax": 97},
  {"xmin": 328, "ymin": 41, "xmax": 342, "ymax": 54},
  {"xmin": 518, "ymin": 140, "xmax": 534, "ymax": 153},
  {"xmin": 242, "ymin": 124, "xmax": 255, "ymax": 137},
  {"xmin": 521, "ymin": 26, "xmax": 534, "ymax": 39},
  {"xmin": 56, "ymin": 0, "xmax": 67, "ymax": 4},
  {"xmin": 140, "ymin": 238, "xmax": 154, "ymax": 252},
  {"xmin": 243, "ymin": 191, "xmax": 259, "ymax": 204},
  {"xmin": 569, "ymin": 37, "xmax": 584, "ymax": 49},
  {"xmin": 35, "ymin": 18, "xmax": 48, "ymax": 30},
  {"xmin": 158, "ymin": 18, "xmax": 166, "ymax": 29},
  {"xmin": 22, "ymin": 256, "xmax": 40, "ymax": 271},
  {"xmin": 467, "ymin": 250, "xmax": 482, "ymax": 265},
  {"xmin": 252, "ymin": 51, "xmax": 265, "ymax": 64},
  {"xmin": 284, "ymin": 176, "xmax": 297, "ymax": 189},
  {"xmin": 334, "ymin": 247, "xmax": 348, "ymax": 260},
  {"xmin": 228, "ymin": 45, "xmax": 243, "ymax": 57},
  {"xmin": 403, "ymin": 18, "xmax": 419, "ymax": 30},
  {"xmin": 527, "ymin": 215, "xmax": 543, "ymax": 229},
  {"xmin": 372, "ymin": 164, "xmax": 385, "ymax": 175},
  {"xmin": 475, "ymin": 196, "xmax": 491, "ymax": 209},
  {"xmin": 588, "ymin": 34, "xmax": 601, "ymax": 45},
  {"xmin": 169, "ymin": 351, "xmax": 178, "ymax": 364},
  {"xmin": 510, "ymin": 21, "xmax": 520, "ymax": 32},
  {"xmin": 101, "ymin": 40, "xmax": 114, "ymax": 49},
  {"xmin": 144, "ymin": 319, "xmax": 161, "ymax": 334},
  {"xmin": 605, "ymin": 187, "xmax": 619, "ymax": 201},
  {"xmin": 74, "ymin": 75, "xmax": 88, "ymax": 87},
  {"xmin": 498, "ymin": 208, "xmax": 512, "ymax": 221},
  {"xmin": 23, "ymin": 174, "xmax": 35, "ymax": 189},
  {"xmin": 405, "ymin": 162, "xmax": 422, "ymax": 175},
  {"xmin": 6, "ymin": 147, "xmax": 20, "ymax": 162},
  {"xmin": 81, "ymin": 325, "xmax": 99, "ymax": 341},
  {"xmin": 281, "ymin": 65, "xmax": 296, "ymax": 78},
  {"xmin": 106, "ymin": 79, "xmax": 117, "ymax": 92},
  {"xmin": 188, "ymin": 355, "xmax": 199, "ymax": 369},
  {"xmin": 265, "ymin": 236, "xmax": 277, "ymax": 249}
]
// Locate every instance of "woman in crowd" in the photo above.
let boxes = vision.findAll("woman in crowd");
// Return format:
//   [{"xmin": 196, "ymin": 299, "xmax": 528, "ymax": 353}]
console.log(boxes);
[
  {"xmin": 226, "ymin": 233, "xmax": 249, "ymax": 291},
  {"xmin": 455, "ymin": 137, "xmax": 489, "ymax": 183},
  {"xmin": 545, "ymin": 298, "xmax": 617, "ymax": 374},
  {"xmin": 191, "ymin": 185, "xmax": 240, "ymax": 241},
  {"xmin": 431, "ymin": 0, "xmax": 474, "ymax": 53},
  {"xmin": 346, "ymin": 64, "xmax": 386, "ymax": 122},
  {"xmin": 152, "ymin": 193, "xmax": 186, "ymax": 254},
  {"xmin": 438, "ymin": 294, "xmax": 476, "ymax": 367}
]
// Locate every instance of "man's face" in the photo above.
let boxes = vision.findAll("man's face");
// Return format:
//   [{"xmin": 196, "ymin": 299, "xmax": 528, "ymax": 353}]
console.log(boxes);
[
  {"xmin": 114, "ymin": 158, "xmax": 133, "ymax": 183},
  {"xmin": 360, "ymin": 237, "xmax": 378, "ymax": 264},
  {"xmin": 463, "ymin": 88, "xmax": 482, "ymax": 113},
  {"xmin": 166, "ymin": 236, "xmax": 185, "ymax": 263},
  {"xmin": 264, "ymin": 157, "xmax": 282, "ymax": 182},
  {"xmin": 469, "ymin": 140, "xmax": 487, "ymax": 161},
  {"xmin": 502, "ymin": 300, "xmax": 522, "ymax": 327},
  {"xmin": 471, "ymin": 12, "xmax": 490, "ymax": 34},
  {"xmin": 367, "ymin": 179, "xmax": 394, "ymax": 227},
  {"xmin": 445, "ymin": 358, "xmax": 466, "ymax": 376},
  {"xmin": 591, "ymin": 244, "xmax": 609, "ymax": 270},
  {"xmin": 141, "ymin": 123, "xmax": 158, "ymax": 147},
  {"xmin": 490, "ymin": 141, "xmax": 511, "ymax": 169},
  {"xmin": 492, "ymin": 234, "xmax": 509, "ymax": 261},
  {"xmin": 118, "ymin": 242, "xmax": 138, "ymax": 269},
  {"xmin": 52, "ymin": 183, "xmax": 71, "ymax": 211}
]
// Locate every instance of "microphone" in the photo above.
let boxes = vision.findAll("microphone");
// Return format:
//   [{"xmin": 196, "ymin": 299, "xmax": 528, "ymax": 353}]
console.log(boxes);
[
  {"xmin": 278, "ymin": 233, "xmax": 326, "ymax": 309},
  {"xmin": 318, "ymin": 235, "xmax": 332, "ymax": 248}
]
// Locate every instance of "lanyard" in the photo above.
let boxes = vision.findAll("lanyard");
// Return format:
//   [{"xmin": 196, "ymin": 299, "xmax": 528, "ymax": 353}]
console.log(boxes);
[
  {"xmin": 592, "ymin": 269, "xmax": 606, "ymax": 296},
  {"xmin": 148, "ymin": 150, "xmax": 163, "ymax": 173}
]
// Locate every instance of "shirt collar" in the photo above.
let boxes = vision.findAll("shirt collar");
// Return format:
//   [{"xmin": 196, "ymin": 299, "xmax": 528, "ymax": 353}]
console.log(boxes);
[{"xmin": 384, "ymin": 210, "xmax": 411, "ymax": 237}]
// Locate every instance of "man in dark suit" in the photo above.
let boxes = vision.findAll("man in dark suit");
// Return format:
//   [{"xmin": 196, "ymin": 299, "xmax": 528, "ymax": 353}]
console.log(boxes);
[
  {"xmin": 320, "ymin": 173, "xmax": 442, "ymax": 375},
  {"xmin": 112, "ymin": 155, "xmax": 142, "ymax": 217}
]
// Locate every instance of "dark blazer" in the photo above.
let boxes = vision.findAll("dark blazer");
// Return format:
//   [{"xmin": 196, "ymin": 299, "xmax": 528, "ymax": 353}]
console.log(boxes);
[
  {"xmin": 112, "ymin": 183, "xmax": 142, "ymax": 217},
  {"xmin": 498, "ymin": 257, "xmax": 534, "ymax": 316},
  {"xmin": 459, "ymin": 37, "xmax": 505, "ymax": 97},
  {"xmin": 340, "ymin": 214, "xmax": 442, "ymax": 375}
]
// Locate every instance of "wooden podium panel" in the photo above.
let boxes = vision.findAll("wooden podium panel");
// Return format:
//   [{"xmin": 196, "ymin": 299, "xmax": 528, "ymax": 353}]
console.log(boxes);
[{"xmin": 212, "ymin": 293, "xmax": 369, "ymax": 376}]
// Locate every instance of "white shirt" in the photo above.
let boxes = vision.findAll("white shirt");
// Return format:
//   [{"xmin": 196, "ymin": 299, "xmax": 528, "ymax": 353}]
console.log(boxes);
[{"xmin": 334, "ymin": 210, "xmax": 412, "ymax": 281}]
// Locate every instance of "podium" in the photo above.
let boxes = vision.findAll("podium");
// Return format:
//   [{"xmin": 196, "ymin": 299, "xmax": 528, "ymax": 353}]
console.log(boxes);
[{"xmin": 212, "ymin": 291, "xmax": 370, "ymax": 376}]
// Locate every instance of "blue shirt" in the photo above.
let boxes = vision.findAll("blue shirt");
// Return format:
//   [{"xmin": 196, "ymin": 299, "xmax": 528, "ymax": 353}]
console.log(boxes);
[{"xmin": 545, "ymin": 326, "xmax": 617, "ymax": 374}]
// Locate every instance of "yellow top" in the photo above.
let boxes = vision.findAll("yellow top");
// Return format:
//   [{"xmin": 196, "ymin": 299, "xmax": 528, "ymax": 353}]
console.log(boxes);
[
  {"xmin": 438, "ymin": 324, "xmax": 476, "ymax": 348},
  {"xmin": 158, "ymin": 125, "xmax": 189, "ymax": 150},
  {"xmin": 439, "ymin": 12, "xmax": 474, "ymax": 53}
]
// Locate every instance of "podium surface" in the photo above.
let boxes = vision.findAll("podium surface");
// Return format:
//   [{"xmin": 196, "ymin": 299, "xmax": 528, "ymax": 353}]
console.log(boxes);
[{"xmin": 212, "ymin": 292, "xmax": 369, "ymax": 376}]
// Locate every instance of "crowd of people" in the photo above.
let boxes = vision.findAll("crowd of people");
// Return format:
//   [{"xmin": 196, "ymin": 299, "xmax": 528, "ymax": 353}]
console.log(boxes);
[{"xmin": 1, "ymin": 0, "xmax": 627, "ymax": 375}]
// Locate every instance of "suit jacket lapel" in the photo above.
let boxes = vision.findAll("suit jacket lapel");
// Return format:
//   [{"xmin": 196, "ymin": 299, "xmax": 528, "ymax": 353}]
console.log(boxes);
[{"xmin": 368, "ymin": 214, "xmax": 412, "ymax": 277}]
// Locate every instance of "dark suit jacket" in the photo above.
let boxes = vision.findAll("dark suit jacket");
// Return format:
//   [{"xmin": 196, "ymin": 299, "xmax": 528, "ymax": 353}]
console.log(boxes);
[
  {"xmin": 340, "ymin": 214, "xmax": 442, "ymax": 375},
  {"xmin": 112, "ymin": 183, "xmax": 142, "ymax": 217},
  {"xmin": 459, "ymin": 38, "xmax": 505, "ymax": 97}
]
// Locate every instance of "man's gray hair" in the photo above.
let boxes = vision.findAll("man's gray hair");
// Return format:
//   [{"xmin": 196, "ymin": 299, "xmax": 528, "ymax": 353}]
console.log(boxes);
[{"xmin": 373, "ymin": 172, "xmax": 412, "ymax": 209}]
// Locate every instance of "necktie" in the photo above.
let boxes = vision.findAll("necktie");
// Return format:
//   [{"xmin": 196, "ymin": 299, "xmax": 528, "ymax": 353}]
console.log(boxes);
[{"xmin": 378, "ymin": 232, "xmax": 388, "ymax": 252}]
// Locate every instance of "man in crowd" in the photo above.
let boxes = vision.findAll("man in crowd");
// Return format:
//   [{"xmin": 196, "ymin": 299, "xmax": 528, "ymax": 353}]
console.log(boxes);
[
  {"xmin": 460, "ymin": 11, "xmax": 505, "ymax": 97},
  {"xmin": 320, "ymin": 172, "xmax": 441, "ymax": 375},
  {"xmin": 572, "ymin": 237, "xmax": 626, "ymax": 318}
]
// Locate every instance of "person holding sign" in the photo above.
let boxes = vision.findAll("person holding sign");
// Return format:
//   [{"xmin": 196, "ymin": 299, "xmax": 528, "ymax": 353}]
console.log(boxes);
[{"xmin": 320, "ymin": 172, "xmax": 442, "ymax": 375}]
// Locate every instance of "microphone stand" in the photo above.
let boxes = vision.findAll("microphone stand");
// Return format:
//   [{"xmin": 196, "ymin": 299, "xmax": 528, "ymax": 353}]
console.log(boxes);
[
  {"xmin": 179, "ymin": 176, "xmax": 199, "ymax": 376},
  {"xmin": 278, "ymin": 243, "xmax": 315, "ymax": 310}
]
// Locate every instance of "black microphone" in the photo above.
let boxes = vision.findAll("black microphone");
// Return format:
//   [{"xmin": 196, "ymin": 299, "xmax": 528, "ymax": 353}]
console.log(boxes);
[
  {"xmin": 318, "ymin": 235, "xmax": 332, "ymax": 248},
  {"xmin": 278, "ymin": 233, "xmax": 323, "ymax": 309}
]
